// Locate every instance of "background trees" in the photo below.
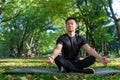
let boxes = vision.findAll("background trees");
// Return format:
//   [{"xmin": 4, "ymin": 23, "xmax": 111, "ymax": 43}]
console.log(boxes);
[{"xmin": 0, "ymin": 0, "xmax": 119, "ymax": 58}]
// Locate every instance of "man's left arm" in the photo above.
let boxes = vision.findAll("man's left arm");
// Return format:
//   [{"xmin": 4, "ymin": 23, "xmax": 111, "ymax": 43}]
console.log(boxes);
[{"xmin": 82, "ymin": 44, "xmax": 109, "ymax": 66}]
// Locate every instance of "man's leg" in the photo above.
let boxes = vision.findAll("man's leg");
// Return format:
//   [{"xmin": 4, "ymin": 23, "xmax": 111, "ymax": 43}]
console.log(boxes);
[
  {"xmin": 54, "ymin": 55, "xmax": 78, "ymax": 72},
  {"xmin": 73, "ymin": 56, "xmax": 96, "ymax": 74},
  {"xmin": 75, "ymin": 56, "xmax": 96, "ymax": 69}
]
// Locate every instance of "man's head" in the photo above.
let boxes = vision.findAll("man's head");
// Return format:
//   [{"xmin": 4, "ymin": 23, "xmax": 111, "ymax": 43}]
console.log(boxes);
[
  {"xmin": 65, "ymin": 17, "xmax": 78, "ymax": 24},
  {"xmin": 65, "ymin": 17, "xmax": 78, "ymax": 32}
]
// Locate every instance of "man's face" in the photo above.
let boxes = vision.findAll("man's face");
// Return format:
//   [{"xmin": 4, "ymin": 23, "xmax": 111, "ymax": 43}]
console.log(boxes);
[{"xmin": 66, "ymin": 19, "xmax": 78, "ymax": 32}]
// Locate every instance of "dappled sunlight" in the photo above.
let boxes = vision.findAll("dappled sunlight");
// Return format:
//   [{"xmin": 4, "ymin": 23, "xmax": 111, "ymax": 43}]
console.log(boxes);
[
  {"xmin": 108, "ymin": 58, "xmax": 120, "ymax": 69},
  {"xmin": 0, "ymin": 58, "xmax": 120, "ymax": 80},
  {"xmin": 0, "ymin": 58, "xmax": 46, "ymax": 62},
  {"xmin": 0, "ymin": 58, "xmax": 56, "ymax": 70},
  {"xmin": 0, "ymin": 63, "xmax": 46, "ymax": 67},
  {"xmin": 90, "ymin": 58, "xmax": 120, "ymax": 69},
  {"xmin": 0, "ymin": 0, "xmax": 120, "ymax": 79},
  {"xmin": 1, "ymin": 58, "xmax": 120, "ymax": 69}
]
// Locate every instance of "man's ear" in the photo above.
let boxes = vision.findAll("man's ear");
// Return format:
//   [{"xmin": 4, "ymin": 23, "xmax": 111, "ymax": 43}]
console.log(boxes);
[
  {"xmin": 76, "ymin": 24, "xmax": 78, "ymax": 28},
  {"xmin": 75, "ymin": 25, "xmax": 79, "ymax": 33}
]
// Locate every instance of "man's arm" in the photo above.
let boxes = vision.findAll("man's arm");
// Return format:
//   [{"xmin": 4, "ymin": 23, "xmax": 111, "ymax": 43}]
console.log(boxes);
[
  {"xmin": 46, "ymin": 44, "xmax": 63, "ymax": 64},
  {"xmin": 82, "ymin": 44, "xmax": 109, "ymax": 65}
]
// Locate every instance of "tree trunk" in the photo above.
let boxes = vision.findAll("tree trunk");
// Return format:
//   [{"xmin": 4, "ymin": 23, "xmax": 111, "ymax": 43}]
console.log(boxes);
[
  {"xmin": 17, "ymin": 42, "xmax": 24, "ymax": 57},
  {"xmin": 100, "ymin": 0, "xmax": 120, "ymax": 41},
  {"xmin": 9, "ymin": 47, "xmax": 15, "ymax": 58},
  {"xmin": 103, "ymin": 41, "xmax": 109, "ymax": 57},
  {"xmin": 114, "ymin": 19, "xmax": 120, "ymax": 41},
  {"xmin": 108, "ymin": 0, "xmax": 120, "ymax": 41},
  {"xmin": 116, "ymin": 48, "xmax": 120, "ymax": 57},
  {"xmin": 17, "ymin": 26, "xmax": 29, "ymax": 57},
  {"xmin": 17, "ymin": 45, "xmax": 20, "ymax": 57}
]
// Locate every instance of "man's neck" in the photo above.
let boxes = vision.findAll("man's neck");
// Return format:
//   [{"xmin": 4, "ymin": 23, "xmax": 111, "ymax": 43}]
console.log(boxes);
[{"xmin": 67, "ymin": 32, "xmax": 75, "ymax": 37}]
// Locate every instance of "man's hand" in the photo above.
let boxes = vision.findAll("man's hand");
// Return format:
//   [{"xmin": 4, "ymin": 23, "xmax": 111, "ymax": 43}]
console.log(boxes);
[
  {"xmin": 46, "ymin": 56, "xmax": 54, "ymax": 64},
  {"xmin": 46, "ymin": 44, "xmax": 62, "ymax": 64},
  {"xmin": 99, "ymin": 57, "xmax": 109, "ymax": 66}
]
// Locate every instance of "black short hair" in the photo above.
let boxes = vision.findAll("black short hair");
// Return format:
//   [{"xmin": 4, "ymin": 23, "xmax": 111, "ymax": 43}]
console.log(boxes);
[{"xmin": 65, "ymin": 17, "xmax": 78, "ymax": 24}]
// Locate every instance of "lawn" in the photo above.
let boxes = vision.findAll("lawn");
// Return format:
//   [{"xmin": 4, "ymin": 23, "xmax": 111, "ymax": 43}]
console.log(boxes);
[{"xmin": 0, "ymin": 57, "xmax": 120, "ymax": 80}]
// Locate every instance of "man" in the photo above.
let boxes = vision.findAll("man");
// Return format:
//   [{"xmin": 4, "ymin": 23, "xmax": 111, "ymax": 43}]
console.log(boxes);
[{"xmin": 46, "ymin": 17, "xmax": 109, "ymax": 74}]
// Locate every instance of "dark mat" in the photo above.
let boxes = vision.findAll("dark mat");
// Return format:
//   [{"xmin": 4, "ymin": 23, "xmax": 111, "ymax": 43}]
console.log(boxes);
[
  {"xmin": 3, "ymin": 68, "xmax": 120, "ymax": 75},
  {"xmin": 3, "ymin": 68, "xmax": 60, "ymax": 74},
  {"xmin": 94, "ymin": 68, "xmax": 120, "ymax": 74}
]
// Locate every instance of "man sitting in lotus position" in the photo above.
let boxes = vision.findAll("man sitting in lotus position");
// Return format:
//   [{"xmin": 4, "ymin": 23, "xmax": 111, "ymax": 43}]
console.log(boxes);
[{"xmin": 46, "ymin": 17, "xmax": 109, "ymax": 74}]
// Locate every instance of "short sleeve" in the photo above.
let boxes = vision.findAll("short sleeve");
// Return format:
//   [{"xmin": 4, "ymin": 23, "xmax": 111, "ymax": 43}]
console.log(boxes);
[
  {"xmin": 80, "ymin": 36, "xmax": 88, "ymax": 46},
  {"xmin": 56, "ymin": 36, "xmax": 63, "ymax": 45}
]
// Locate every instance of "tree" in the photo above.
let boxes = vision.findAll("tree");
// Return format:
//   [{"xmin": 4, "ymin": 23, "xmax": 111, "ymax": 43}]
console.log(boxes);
[
  {"xmin": 0, "ymin": 0, "xmax": 118, "ymax": 58},
  {"xmin": 74, "ymin": 0, "xmax": 114, "ymax": 57},
  {"xmin": 100, "ymin": 0, "xmax": 120, "ymax": 41},
  {"xmin": 0, "ymin": 0, "xmax": 75, "ymax": 57}
]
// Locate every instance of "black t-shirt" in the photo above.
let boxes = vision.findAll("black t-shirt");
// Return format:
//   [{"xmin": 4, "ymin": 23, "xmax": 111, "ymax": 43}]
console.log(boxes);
[{"xmin": 56, "ymin": 33, "xmax": 87, "ymax": 60}]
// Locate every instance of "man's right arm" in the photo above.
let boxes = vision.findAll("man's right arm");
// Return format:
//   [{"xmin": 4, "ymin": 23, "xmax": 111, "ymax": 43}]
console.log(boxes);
[{"xmin": 46, "ymin": 44, "xmax": 63, "ymax": 64}]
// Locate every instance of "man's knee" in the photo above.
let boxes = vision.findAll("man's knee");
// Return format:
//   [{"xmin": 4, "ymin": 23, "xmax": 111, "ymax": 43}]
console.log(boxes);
[
  {"xmin": 89, "ymin": 56, "xmax": 96, "ymax": 63},
  {"xmin": 54, "ymin": 55, "xmax": 62, "ymax": 63}
]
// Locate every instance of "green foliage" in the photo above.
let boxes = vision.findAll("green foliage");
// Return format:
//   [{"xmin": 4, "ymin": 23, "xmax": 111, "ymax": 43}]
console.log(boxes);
[
  {"xmin": 94, "ymin": 27, "xmax": 114, "ymax": 47},
  {"xmin": 0, "ymin": 0, "xmax": 77, "ymax": 56},
  {"xmin": 0, "ymin": 0, "xmax": 119, "ymax": 57}
]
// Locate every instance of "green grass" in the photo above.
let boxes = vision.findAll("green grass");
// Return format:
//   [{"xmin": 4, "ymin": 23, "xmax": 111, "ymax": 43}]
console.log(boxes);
[{"xmin": 0, "ymin": 58, "xmax": 120, "ymax": 80}]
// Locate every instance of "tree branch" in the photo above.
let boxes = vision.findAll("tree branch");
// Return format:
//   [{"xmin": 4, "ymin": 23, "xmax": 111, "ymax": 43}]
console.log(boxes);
[
  {"xmin": 100, "ymin": 0, "xmax": 113, "ymax": 18},
  {"xmin": 118, "ymin": 18, "xmax": 120, "ymax": 21},
  {"xmin": 1, "ymin": 10, "xmax": 22, "ymax": 22},
  {"xmin": 108, "ymin": 0, "xmax": 117, "ymax": 19}
]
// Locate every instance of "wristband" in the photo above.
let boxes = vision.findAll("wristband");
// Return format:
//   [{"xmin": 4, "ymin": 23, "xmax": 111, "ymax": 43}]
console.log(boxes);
[{"xmin": 49, "ymin": 56, "xmax": 54, "ymax": 60}]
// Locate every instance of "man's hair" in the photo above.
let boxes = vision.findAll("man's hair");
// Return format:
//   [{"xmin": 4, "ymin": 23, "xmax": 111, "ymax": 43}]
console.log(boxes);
[{"xmin": 65, "ymin": 17, "xmax": 78, "ymax": 24}]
